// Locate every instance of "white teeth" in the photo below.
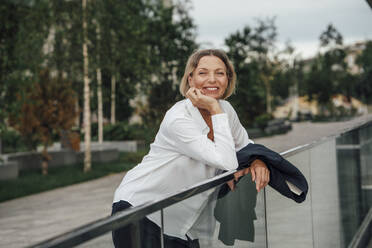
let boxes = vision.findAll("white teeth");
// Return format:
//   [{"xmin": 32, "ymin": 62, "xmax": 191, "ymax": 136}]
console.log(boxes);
[{"xmin": 205, "ymin": 87, "xmax": 217, "ymax": 90}]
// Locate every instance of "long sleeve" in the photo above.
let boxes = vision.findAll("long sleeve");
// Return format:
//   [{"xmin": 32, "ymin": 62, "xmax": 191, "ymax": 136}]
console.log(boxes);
[
  {"xmin": 165, "ymin": 113, "xmax": 239, "ymax": 171},
  {"xmin": 218, "ymin": 101, "xmax": 254, "ymax": 151}
]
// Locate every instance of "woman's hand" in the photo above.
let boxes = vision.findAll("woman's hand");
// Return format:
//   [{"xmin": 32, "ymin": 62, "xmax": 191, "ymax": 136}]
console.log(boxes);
[
  {"xmin": 227, "ymin": 167, "xmax": 250, "ymax": 191},
  {"xmin": 249, "ymin": 159, "xmax": 270, "ymax": 192},
  {"xmin": 227, "ymin": 159, "xmax": 270, "ymax": 192},
  {"xmin": 186, "ymin": 87, "xmax": 222, "ymax": 115}
]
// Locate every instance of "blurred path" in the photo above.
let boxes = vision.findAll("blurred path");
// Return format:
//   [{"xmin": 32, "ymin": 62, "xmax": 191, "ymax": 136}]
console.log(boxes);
[
  {"xmin": 0, "ymin": 172, "xmax": 125, "ymax": 248},
  {"xmin": 0, "ymin": 114, "xmax": 371, "ymax": 248},
  {"xmin": 256, "ymin": 115, "xmax": 372, "ymax": 153}
]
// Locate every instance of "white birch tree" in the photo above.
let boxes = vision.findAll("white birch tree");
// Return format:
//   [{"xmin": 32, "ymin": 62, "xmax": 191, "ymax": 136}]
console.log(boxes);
[{"xmin": 82, "ymin": 0, "xmax": 91, "ymax": 172}]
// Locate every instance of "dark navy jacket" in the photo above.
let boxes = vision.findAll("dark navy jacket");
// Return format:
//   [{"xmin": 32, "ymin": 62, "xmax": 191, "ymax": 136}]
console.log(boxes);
[
  {"xmin": 214, "ymin": 143, "xmax": 308, "ymax": 245},
  {"xmin": 236, "ymin": 143, "xmax": 308, "ymax": 202}
]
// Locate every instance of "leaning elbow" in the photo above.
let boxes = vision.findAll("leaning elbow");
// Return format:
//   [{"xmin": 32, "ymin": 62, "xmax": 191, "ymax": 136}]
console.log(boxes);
[{"xmin": 220, "ymin": 157, "xmax": 238, "ymax": 171}]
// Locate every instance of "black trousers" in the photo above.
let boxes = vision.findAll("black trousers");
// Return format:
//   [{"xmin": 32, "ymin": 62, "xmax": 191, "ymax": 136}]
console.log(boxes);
[{"xmin": 112, "ymin": 201, "xmax": 200, "ymax": 248}]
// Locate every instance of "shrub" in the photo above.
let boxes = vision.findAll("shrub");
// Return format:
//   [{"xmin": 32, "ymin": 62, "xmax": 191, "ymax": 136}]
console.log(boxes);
[
  {"xmin": 1, "ymin": 129, "xmax": 29, "ymax": 153},
  {"xmin": 254, "ymin": 113, "xmax": 273, "ymax": 130}
]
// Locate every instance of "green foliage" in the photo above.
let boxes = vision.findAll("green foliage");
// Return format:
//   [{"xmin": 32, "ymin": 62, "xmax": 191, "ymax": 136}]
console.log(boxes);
[
  {"xmin": 90, "ymin": 122, "xmax": 156, "ymax": 145},
  {"xmin": 319, "ymin": 24, "xmax": 343, "ymax": 48},
  {"xmin": 102, "ymin": 122, "xmax": 141, "ymax": 141},
  {"xmin": 225, "ymin": 18, "xmax": 285, "ymax": 127},
  {"xmin": 254, "ymin": 113, "xmax": 273, "ymax": 130},
  {"xmin": 0, "ymin": 128, "xmax": 28, "ymax": 154},
  {"xmin": 139, "ymin": 1, "xmax": 198, "ymax": 127},
  {"xmin": 120, "ymin": 150, "xmax": 149, "ymax": 164},
  {"xmin": 355, "ymin": 41, "xmax": 372, "ymax": 104},
  {"xmin": 302, "ymin": 24, "xmax": 366, "ymax": 115}
]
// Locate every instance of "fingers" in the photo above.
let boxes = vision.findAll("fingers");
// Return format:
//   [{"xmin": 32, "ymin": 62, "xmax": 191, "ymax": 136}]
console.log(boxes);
[
  {"xmin": 186, "ymin": 87, "xmax": 198, "ymax": 104},
  {"xmin": 227, "ymin": 179, "xmax": 235, "ymax": 191},
  {"xmin": 255, "ymin": 168, "xmax": 262, "ymax": 192},
  {"xmin": 186, "ymin": 87, "xmax": 219, "ymax": 113},
  {"xmin": 186, "ymin": 87, "xmax": 203, "ymax": 108},
  {"xmin": 250, "ymin": 167, "xmax": 256, "ymax": 183},
  {"xmin": 250, "ymin": 159, "xmax": 270, "ymax": 192},
  {"xmin": 234, "ymin": 170, "xmax": 244, "ymax": 181}
]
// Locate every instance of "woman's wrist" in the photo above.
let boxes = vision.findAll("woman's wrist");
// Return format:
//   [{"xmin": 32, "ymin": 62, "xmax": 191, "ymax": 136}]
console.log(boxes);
[{"xmin": 209, "ymin": 102, "xmax": 223, "ymax": 115}]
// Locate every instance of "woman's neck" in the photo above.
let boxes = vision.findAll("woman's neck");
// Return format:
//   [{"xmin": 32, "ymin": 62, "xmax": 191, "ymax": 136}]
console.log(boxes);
[{"xmin": 198, "ymin": 108, "xmax": 211, "ymax": 117}]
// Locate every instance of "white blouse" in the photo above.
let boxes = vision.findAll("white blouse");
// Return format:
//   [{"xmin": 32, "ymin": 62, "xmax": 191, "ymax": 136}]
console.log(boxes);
[{"xmin": 113, "ymin": 98, "xmax": 252, "ymax": 240}]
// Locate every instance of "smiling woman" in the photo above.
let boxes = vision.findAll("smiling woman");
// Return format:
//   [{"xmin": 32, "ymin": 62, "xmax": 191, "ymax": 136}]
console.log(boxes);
[{"xmin": 111, "ymin": 49, "xmax": 270, "ymax": 248}]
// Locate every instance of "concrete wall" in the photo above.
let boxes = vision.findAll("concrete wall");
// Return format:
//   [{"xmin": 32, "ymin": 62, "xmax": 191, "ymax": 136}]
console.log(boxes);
[
  {"xmin": 5, "ymin": 148, "xmax": 119, "ymax": 173},
  {"xmin": 0, "ymin": 162, "xmax": 18, "ymax": 180}
]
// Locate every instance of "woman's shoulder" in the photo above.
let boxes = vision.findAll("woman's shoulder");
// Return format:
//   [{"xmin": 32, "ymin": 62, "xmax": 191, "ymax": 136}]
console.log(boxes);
[
  {"xmin": 162, "ymin": 99, "xmax": 189, "ymax": 123},
  {"xmin": 219, "ymin": 99, "xmax": 236, "ymax": 114},
  {"xmin": 166, "ymin": 99, "xmax": 188, "ymax": 115}
]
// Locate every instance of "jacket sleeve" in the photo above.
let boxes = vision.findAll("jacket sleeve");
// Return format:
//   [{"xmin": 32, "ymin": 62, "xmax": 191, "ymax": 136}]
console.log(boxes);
[{"xmin": 236, "ymin": 143, "xmax": 309, "ymax": 203}]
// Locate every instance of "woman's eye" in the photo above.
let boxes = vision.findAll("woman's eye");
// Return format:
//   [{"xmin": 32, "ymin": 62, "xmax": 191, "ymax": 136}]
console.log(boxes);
[
  {"xmin": 199, "ymin": 72, "xmax": 206, "ymax": 75},
  {"xmin": 217, "ymin": 72, "xmax": 225, "ymax": 75}
]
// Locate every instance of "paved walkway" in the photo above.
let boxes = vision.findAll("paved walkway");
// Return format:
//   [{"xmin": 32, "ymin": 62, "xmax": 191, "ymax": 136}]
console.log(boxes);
[{"xmin": 0, "ymin": 114, "xmax": 371, "ymax": 248}]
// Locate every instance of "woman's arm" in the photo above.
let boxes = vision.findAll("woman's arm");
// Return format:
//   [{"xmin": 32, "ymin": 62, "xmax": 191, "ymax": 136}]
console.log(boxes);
[
  {"xmin": 223, "ymin": 101, "xmax": 253, "ymax": 151},
  {"xmin": 166, "ymin": 113, "xmax": 238, "ymax": 171},
  {"xmin": 164, "ymin": 88, "xmax": 239, "ymax": 170},
  {"xmin": 224, "ymin": 101, "xmax": 269, "ymax": 191}
]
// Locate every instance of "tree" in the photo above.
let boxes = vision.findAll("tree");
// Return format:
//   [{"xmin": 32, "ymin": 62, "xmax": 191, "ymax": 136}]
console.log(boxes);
[
  {"xmin": 355, "ymin": 41, "xmax": 372, "ymax": 104},
  {"xmin": 225, "ymin": 18, "xmax": 280, "ymax": 126},
  {"xmin": 319, "ymin": 24, "xmax": 343, "ymax": 49},
  {"xmin": 139, "ymin": 0, "xmax": 198, "ymax": 128},
  {"xmin": 82, "ymin": 0, "xmax": 91, "ymax": 172},
  {"xmin": 95, "ymin": 21, "xmax": 103, "ymax": 143},
  {"xmin": 9, "ymin": 70, "xmax": 78, "ymax": 175},
  {"xmin": 304, "ymin": 23, "xmax": 349, "ymax": 113},
  {"xmin": 96, "ymin": 0, "xmax": 150, "ymax": 124}
]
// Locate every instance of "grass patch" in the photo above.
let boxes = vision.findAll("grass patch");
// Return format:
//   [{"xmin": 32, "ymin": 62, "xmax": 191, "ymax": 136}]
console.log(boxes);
[{"xmin": 0, "ymin": 150, "xmax": 148, "ymax": 203}]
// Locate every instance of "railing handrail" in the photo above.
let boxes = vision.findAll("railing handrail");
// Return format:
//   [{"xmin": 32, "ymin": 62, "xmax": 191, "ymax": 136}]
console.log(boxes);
[
  {"xmin": 281, "ymin": 116, "xmax": 372, "ymax": 158},
  {"xmin": 347, "ymin": 207, "xmax": 372, "ymax": 248},
  {"xmin": 29, "ymin": 170, "xmax": 237, "ymax": 248}
]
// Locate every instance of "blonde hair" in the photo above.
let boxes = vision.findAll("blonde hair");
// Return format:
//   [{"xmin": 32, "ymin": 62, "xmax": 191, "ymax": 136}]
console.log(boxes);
[{"xmin": 179, "ymin": 49, "xmax": 237, "ymax": 99}]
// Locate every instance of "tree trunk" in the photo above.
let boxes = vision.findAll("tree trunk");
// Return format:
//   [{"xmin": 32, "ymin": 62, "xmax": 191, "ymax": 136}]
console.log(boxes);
[
  {"xmin": 82, "ymin": 0, "xmax": 91, "ymax": 172},
  {"xmin": 75, "ymin": 97, "xmax": 80, "ymax": 127},
  {"xmin": 110, "ymin": 74, "xmax": 116, "ymax": 124},
  {"xmin": 262, "ymin": 75, "xmax": 272, "ymax": 114},
  {"xmin": 96, "ymin": 23, "xmax": 103, "ymax": 144},
  {"xmin": 41, "ymin": 145, "xmax": 50, "ymax": 175},
  {"xmin": 97, "ymin": 69, "xmax": 103, "ymax": 143},
  {"xmin": 290, "ymin": 82, "xmax": 299, "ymax": 120}
]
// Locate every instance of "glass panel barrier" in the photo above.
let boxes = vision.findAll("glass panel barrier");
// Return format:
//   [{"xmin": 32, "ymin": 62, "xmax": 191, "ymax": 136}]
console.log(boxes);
[
  {"xmin": 264, "ymin": 121, "xmax": 372, "ymax": 248},
  {"xmin": 266, "ymin": 148, "xmax": 314, "ymax": 248},
  {"xmin": 162, "ymin": 177, "xmax": 267, "ymax": 248},
  {"xmin": 336, "ymin": 122, "xmax": 372, "ymax": 247},
  {"xmin": 76, "ymin": 233, "xmax": 113, "ymax": 248}
]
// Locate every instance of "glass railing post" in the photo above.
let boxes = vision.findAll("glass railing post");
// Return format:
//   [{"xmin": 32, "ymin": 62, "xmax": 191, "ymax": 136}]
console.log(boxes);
[
  {"xmin": 264, "ymin": 187, "xmax": 269, "ymax": 248},
  {"xmin": 131, "ymin": 221, "xmax": 141, "ymax": 248},
  {"xmin": 160, "ymin": 209, "xmax": 165, "ymax": 248}
]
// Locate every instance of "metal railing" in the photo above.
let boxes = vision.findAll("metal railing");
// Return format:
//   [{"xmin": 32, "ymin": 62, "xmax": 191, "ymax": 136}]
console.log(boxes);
[{"xmin": 29, "ymin": 170, "xmax": 240, "ymax": 248}]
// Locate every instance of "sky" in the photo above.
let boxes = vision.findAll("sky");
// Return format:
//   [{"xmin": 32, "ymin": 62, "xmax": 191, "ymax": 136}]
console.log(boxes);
[{"xmin": 189, "ymin": 0, "xmax": 372, "ymax": 58}]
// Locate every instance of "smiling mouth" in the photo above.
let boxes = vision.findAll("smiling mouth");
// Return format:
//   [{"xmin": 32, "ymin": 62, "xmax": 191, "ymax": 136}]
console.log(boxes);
[{"xmin": 202, "ymin": 87, "xmax": 219, "ymax": 92}]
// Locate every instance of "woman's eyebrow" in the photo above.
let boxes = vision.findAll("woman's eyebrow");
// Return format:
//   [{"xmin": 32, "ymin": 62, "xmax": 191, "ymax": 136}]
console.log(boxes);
[{"xmin": 197, "ymin": 67, "xmax": 225, "ymax": 71}]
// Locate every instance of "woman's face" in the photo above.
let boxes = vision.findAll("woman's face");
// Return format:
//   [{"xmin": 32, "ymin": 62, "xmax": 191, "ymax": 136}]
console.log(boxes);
[{"xmin": 188, "ymin": 55, "xmax": 228, "ymax": 99}]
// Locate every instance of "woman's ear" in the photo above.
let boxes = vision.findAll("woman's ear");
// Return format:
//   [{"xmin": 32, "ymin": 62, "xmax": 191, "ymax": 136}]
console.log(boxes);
[{"xmin": 188, "ymin": 75, "xmax": 194, "ymax": 87}]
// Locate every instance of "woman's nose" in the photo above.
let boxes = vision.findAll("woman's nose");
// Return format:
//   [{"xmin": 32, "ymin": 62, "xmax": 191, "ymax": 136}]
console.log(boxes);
[{"xmin": 208, "ymin": 73, "xmax": 216, "ymax": 82}]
